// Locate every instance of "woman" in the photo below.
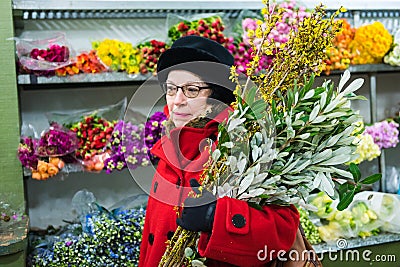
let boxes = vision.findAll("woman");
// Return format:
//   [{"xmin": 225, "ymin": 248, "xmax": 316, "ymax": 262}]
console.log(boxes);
[{"xmin": 139, "ymin": 35, "xmax": 300, "ymax": 267}]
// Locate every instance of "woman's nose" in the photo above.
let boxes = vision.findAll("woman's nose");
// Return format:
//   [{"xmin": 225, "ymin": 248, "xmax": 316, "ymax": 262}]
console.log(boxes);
[{"xmin": 173, "ymin": 88, "xmax": 187, "ymax": 105}]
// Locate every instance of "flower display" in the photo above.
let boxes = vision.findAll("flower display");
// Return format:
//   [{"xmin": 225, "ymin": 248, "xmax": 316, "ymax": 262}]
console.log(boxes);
[
  {"xmin": 29, "ymin": 206, "xmax": 146, "ymax": 267},
  {"xmin": 365, "ymin": 120, "xmax": 399, "ymax": 149},
  {"xmin": 17, "ymin": 125, "xmax": 72, "ymax": 179},
  {"xmin": 234, "ymin": 0, "xmax": 310, "ymax": 73},
  {"xmin": 55, "ymin": 50, "xmax": 108, "ymax": 76},
  {"xmin": 384, "ymin": 44, "xmax": 400, "ymax": 66},
  {"xmin": 17, "ymin": 136, "xmax": 39, "ymax": 170},
  {"xmin": 29, "ymin": 44, "xmax": 70, "ymax": 63},
  {"xmin": 351, "ymin": 133, "xmax": 381, "ymax": 164},
  {"xmin": 104, "ymin": 111, "xmax": 167, "ymax": 173},
  {"xmin": 350, "ymin": 22, "xmax": 393, "ymax": 65},
  {"xmin": 31, "ymin": 157, "xmax": 65, "ymax": 180},
  {"xmin": 144, "ymin": 111, "xmax": 167, "ymax": 161},
  {"xmin": 92, "ymin": 39, "xmax": 142, "ymax": 74},
  {"xmin": 244, "ymin": 1, "xmax": 310, "ymax": 49},
  {"xmin": 138, "ymin": 40, "xmax": 168, "ymax": 74},
  {"xmin": 18, "ymin": 44, "xmax": 71, "ymax": 77},
  {"xmin": 36, "ymin": 122, "xmax": 79, "ymax": 157},
  {"xmin": 312, "ymin": 192, "xmax": 380, "ymax": 242},
  {"xmin": 168, "ymin": 15, "xmax": 232, "ymax": 47},
  {"xmin": 324, "ymin": 19, "xmax": 357, "ymax": 74},
  {"xmin": 298, "ymin": 207, "xmax": 321, "ymax": 244},
  {"xmin": 385, "ymin": 29, "xmax": 400, "ymax": 66},
  {"xmin": 67, "ymin": 114, "xmax": 115, "ymax": 164},
  {"xmin": 104, "ymin": 120, "xmax": 149, "ymax": 173}
]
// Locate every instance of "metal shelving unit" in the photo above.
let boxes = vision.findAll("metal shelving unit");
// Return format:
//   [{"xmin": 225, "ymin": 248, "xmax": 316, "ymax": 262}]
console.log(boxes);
[{"xmin": 11, "ymin": 0, "xmax": 400, "ymax": 11}]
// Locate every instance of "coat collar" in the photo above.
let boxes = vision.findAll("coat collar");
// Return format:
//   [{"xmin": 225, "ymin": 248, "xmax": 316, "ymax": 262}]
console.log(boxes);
[{"xmin": 151, "ymin": 106, "xmax": 231, "ymax": 171}]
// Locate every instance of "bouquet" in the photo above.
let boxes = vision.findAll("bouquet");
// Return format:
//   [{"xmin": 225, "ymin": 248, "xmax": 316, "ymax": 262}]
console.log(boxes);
[
  {"xmin": 138, "ymin": 40, "xmax": 168, "ymax": 74},
  {"xmin": 350, "ymin": 22, "xmax": 393, "ymax": 65},
  {"xmin": 17, "ymin": 123, "xmax": 77, "ymax": 180},
  {"xmin": 159, "ymin": 2, "xmax": 381, "ymax": 266},
  {"xmin": 92, "ymin": 39, "xmax": 142, "ymax": 74}
]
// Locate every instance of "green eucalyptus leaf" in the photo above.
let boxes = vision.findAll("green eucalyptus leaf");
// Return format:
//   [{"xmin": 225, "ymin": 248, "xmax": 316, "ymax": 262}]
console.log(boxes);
[
  {"xmin": 347, "ymin": 95, "xmax": 368, "ymax": 101},
  {"xmin": 338, "ymin": 69, "xmax": 351, "ymax": 92},
  {"xmin": 338, "ymin": 182, "xmax": 349, "ymax": 196},
  {"xmin": 245, "ymin": 86, "xmax": 258, "ymax": 106},
  {"xmin": 360, "ymin": 173, "xmax": 382, "ymax": 184},
  {"xmin": 303, "ymin": 89, "xmax": 315, "ymax": 100},
  {"xmin": 337, "ymin": 189, "xmax": 355, "ymax": 211},
  {"xmin": 309, "ymin": 104, "xmax": 320, "ymax": 122},
  {"xmin": 342, "ymin": 78, "xmax": 364, "ymax": 95},
  {"xmin": 348, "ymin": 163, "xmax": 361, "ymax": 182},
  {"xmin": 311, "ymin": 115, "xmax": 326, "ymax": 124}
]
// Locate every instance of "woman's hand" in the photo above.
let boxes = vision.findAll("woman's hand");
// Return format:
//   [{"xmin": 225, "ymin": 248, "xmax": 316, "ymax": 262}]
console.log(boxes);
[{"xmin": 176, "ymin": 179, "xmax": 216, "ymax": 232}]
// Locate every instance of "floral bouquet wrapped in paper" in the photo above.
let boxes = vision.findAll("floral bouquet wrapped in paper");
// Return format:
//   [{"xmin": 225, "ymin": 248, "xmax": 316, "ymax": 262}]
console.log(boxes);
[{"xmin": 159, "ymin": 2, "xmax": 381, "ymax": 266}]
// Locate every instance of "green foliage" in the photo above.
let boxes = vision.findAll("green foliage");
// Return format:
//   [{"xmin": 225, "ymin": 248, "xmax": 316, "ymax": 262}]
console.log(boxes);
[{"xmin": 208, "ymin": 70, "xmax": 381, "ymax": 211}]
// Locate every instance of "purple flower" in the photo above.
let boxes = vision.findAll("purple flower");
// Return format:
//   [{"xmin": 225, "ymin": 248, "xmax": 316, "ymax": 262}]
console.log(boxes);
[
  {"xmin": 17, "ymin": 136, "xmax": 39, "ymax": 169},
  {"xmin": 36, "ymin": 122, "xmax": 79, "ymax": 157},
  {"xmin": 364, "ymin": 120, "xmax": 399, "ymax": 149},
  {"xmin": 104, "ymin": 111, "xmax": 167, "ymax": 173},
  {"xmin": 144, "ymin": 111, "xmax": 167, "ymax": 157}
]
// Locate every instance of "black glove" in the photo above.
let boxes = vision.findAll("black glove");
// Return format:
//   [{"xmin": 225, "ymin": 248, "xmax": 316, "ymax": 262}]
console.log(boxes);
[{"xmin": 176, "ymin": 179, "xmax": 216, "ymax": 232}]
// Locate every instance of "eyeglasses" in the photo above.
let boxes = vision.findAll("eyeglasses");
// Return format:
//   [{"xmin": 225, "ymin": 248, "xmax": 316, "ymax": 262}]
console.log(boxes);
[{"xmin": 161, "ymin": 82, "xmax": 210, "ymax": 98}]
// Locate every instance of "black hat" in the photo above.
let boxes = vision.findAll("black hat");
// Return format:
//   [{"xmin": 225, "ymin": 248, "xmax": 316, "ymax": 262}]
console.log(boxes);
[{"xmin": 157, "ymin": 36, "xmax": 236, "ymax": 105}]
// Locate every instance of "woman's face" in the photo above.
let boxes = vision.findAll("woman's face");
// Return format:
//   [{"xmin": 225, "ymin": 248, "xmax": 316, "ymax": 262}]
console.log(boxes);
[{"xmin": 165, "ymin": 70, "xmax": 212, "ymax": 128}]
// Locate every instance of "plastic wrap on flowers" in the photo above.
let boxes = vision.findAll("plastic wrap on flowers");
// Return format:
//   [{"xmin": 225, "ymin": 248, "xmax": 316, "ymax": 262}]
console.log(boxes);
[
  {"xmin": 46, "ymin": 98, "xmax": 127, "ymax": 172},
  {"xmin": 55, "ymin": 49, "xmax": 108, "ymax": 77},
  {"xmin": 353, "ymin": 191, "xmax": 400, "ymax": 234},
  {"xmin": 13, "ymin": 32, "xmax": 75, "ymax": 74},
  {"xmin": 311, "ymin": 192, "xmax": 384, "ymax": 242},
  {"xmin": 137, "ymin": 39, "xmax": 169, "ymax": 74},
  {"xmin": 144, "ymin": 111, "xmax": 167, "ymax": 162},
  {"xmin": 104, "ymin": 120, "xmax": 148, "ymax": 173},
  {"xmin": 104, "ymin": 110, "xmax": 167, "ymax": 173},
  {"xmin": 36, "ymin": 122, "xmax": 79, "ymax": 158},
  {"xmin": 17, "ymin": 122, "xmax": 74, "ymax": 180},
  {"xmin": 166, "ymin": 13, "xmax": 233, "ymax": 45}
]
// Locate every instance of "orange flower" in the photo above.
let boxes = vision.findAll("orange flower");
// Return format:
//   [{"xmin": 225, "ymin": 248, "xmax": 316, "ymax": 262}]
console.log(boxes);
[
  {"xmin": 57, "ymin": 159, "xmax": 65, "ymax": 169},
  {"xmin": 47, "ymin": 163, "xmax": 59, "ymax": 176},
  {"xmin": 40, "ymin": 173, "xmax": 50, "ymax": 180},
  {"xmin": 49, "ymin": 157, "xmax": 60, "ymax": 166},
  {"xmin": 94, "ymin": 162, "xmax": 104, "ymax": 171},
  {"xmin": 37, "ymin": 160, "xmax": 48, "ymax": 174},
  {"xmin": 31, "ymin": 171, "xmax": 42, "ymax": 180}
]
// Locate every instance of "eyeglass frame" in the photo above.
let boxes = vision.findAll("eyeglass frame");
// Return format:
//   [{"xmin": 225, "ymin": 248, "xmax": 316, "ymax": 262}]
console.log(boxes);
[{"xmin": 160, "ymin": 82, "xmax": 211, "ymax": 98}]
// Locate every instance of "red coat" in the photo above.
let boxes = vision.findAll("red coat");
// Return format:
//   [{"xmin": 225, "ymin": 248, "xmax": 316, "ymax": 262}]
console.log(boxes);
[{"xmin": 139, "ymin": 107, "xmax": 300, "ymax": 267}]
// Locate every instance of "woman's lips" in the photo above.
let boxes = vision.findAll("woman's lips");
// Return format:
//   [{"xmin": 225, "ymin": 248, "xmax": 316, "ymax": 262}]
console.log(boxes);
[{"xmin": 173, "ymin": 112, "xmax": 191, "ymax": 118}]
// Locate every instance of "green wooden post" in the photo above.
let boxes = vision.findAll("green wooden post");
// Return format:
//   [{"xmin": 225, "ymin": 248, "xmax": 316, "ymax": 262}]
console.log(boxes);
[{"xmin": 0, "ymin": 0, "xmax": 27, "ymax": 266}]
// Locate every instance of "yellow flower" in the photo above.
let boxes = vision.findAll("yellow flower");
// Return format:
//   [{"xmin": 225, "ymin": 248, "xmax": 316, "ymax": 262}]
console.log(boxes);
[{"xmin": 350, "ymin": 22, "xmax": 393, "ymax": 64}]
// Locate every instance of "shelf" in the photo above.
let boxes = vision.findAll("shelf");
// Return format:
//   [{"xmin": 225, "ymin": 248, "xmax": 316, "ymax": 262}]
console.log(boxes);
[
  {"xmin": 12, "ymin": 0, "xmax": 400, "ymax": 19},
  {"xmin": 17, "ymin": 64, "xmax": 400, "ymax": 85},
  {"xmin": 0, "ymin": 217, "xmax": 29, "ymax": 256},
  {"xmin": 18, "ymin": 72, "xmax": 152, "ymax": 85},
  {"xmin": 314, "ymin": 233, "xmax": 400, "ymax": 254},
  {"xmin": 12, "ymin": 0, "xmax": 400, "ymax": 11}
]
